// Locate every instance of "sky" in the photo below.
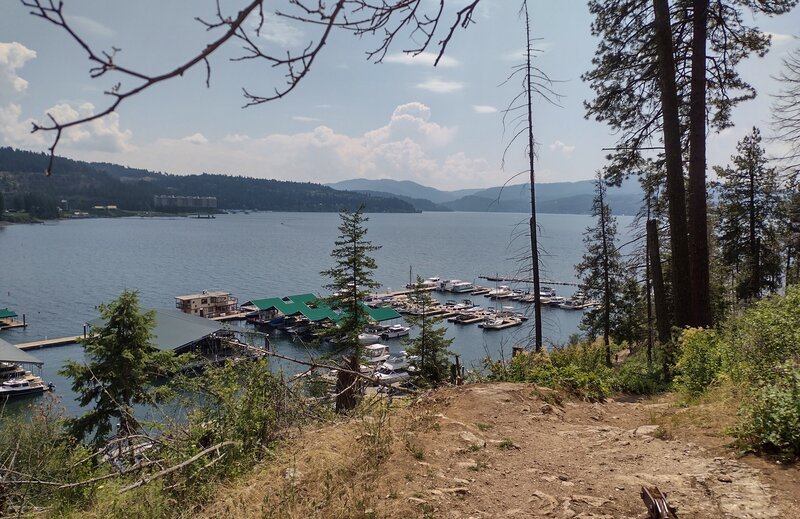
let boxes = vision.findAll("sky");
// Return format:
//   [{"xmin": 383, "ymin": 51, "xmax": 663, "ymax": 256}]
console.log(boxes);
[{"xmin": 0, "ymin": 1, "xmax": 798, "ymax": 191}]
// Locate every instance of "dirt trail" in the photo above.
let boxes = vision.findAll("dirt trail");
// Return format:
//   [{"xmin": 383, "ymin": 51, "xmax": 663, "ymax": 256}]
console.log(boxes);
[{"xmin": 200, "ymin": 383, "xmax": 800, "ymax": 518}]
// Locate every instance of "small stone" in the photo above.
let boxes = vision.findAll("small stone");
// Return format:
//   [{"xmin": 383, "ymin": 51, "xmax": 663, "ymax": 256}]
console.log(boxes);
[
  {"xmin": 408, "ymin": 497, "xmax": 427, "ymax": 505},
  {"xmin": 460, "ymin": 431, "xmax": 486, "ymax": 449},
  {"xmin": 718, "ymin": 475, "xmax": 733, "ymax": 483},
  {"xmin": 541, "ymin": 404, "xmax": 554, "ymax": 414},
  {"xmin": 633, "ymin": 425, "xmax": 661, "ymax": 437},
  {"xmin": 558, "ymin": 474, "xmax": 570, "ymax": 481}
]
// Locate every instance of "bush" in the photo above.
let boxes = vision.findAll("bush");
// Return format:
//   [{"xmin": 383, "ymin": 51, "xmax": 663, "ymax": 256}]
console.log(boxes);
[
  {"xmin": 735, "ymin": 361, "xmax": 800, "ymax": 460},
  {"xmin": 675, "ymin": 328, "xmax": 722, "ymax": 396},
  {"xmin": 721, "ymin": 287, "xmax": 800, "ymax": 385},
  {"xmin": 614, "ymin": 350, "xmax": 670, "ymax": 395}
]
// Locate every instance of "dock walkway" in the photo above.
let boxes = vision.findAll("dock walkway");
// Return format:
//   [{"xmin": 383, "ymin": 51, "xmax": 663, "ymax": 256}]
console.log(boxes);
[{"xmin": 16, "ymin": 336, "xmax": 82, "ymax": 350}]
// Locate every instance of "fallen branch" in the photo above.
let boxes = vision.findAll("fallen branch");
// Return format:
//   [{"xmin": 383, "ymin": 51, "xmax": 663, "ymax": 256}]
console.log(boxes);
[{"xmin": 118, "ymin": 441, "xmax": 239, "ymax": 494}]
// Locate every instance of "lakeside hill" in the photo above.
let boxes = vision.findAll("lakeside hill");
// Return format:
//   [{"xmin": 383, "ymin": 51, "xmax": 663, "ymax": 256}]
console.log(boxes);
[
  {"xmin": 0, "ymin": 147, "xmax": 417, "ymax": 215},
  {"xmin": 327, "ymin": 177, "xmax": 644, "ymax": 215}
]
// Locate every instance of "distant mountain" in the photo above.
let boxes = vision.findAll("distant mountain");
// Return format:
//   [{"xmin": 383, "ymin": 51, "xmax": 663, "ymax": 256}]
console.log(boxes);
[
  {"xmin": 0, "ymin": 148, "xmax": 417, "ymax": 215},
  {"xmin": 343, "ymin": 189, "xmax": 451, "ymax": 212},
  {"xmin": 329, "ymin": 177, "xmax": 644, "ymax": 215},
  {"xmin": 326, "ymin": 179, "xmax": 483, "ymax": 204}
]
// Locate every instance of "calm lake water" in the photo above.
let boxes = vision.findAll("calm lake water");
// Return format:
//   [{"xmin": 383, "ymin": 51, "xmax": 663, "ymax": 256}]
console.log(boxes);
[{"xmin": 0, "ymin": 211, "xmax": 635, "ymax": 415}]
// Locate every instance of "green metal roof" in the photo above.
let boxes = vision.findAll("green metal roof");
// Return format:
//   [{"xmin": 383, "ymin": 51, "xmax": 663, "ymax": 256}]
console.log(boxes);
[
  {"xmin": 89, "ymin": 308, "xmax": 224, "ymax": 352},
  {"xmin": 0, "ymin": 337, "xmax": 43, "ymax": 365},
  {"xmin": 0, "ymin": 308, "xmax": 18, "ymax": 319},
  {"xmin": 243, "ymin": 294, "xmax": 401, "ymax": 322}
]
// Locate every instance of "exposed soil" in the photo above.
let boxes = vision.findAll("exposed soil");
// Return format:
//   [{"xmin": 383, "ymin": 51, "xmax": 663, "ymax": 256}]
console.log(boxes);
[{"xmin": 199, "ymin": 383, "xmax": 800, "ymax": 518}]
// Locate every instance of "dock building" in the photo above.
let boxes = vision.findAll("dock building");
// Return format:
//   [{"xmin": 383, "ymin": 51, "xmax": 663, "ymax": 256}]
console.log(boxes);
[{"xmin": 175, "ymin": 291, "xmax": 239, "ymax": 319}]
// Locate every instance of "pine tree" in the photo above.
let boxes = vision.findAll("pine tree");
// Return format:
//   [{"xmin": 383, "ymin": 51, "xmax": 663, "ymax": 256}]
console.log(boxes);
[
  {"xmin": 61, "ymin": 290, "xmax": 184, "ymax": 445},
  {"xmin": 576, "ymin": 173, "xmax": 625, "ymax": 366},
  {"xmin": 402, "ymin": 278, "xmax": 453, "ymax": 387},
  {"xmin": 714, "ymin": 127, "xmax": 783, "ymax": 301},
  {"xmin": 321, "ymin": 205, "xmax": 380, "ymax": 412}
]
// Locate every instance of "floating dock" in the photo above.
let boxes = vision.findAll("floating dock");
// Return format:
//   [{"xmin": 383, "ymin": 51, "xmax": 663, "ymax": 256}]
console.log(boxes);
[{"xmin": 16, "ymin": 336, "xmax": 82, "ymax": 350}]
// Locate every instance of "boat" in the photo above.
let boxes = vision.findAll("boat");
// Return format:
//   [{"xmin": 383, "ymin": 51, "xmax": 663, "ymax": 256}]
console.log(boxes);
[
  {"xmin": 558, "ymin": 299, "xmax": 584, "ymax": 310},
  {"xmin": 374, "ymin": 364, "xmax": 412, "ymax": 384},
  {"xmin": 0, "ymin": 376, "xmax": 52, "ymax": 400},
  {"xmin": 539, "ymin": 286, "xmax": 557, "ymax": 298},
  {"xmin": 486, "ymin": 285, "xmax": 513, "ymax": 299},
  {"xmin": 0, "ymin": 361, "xmax": 27, "ymax": 381},
  {"xmin": 441, "ymin": 279, "xmax": 475, "ymax": 293},
  {"xmin": 363, "ymin": 343, "xmax": 391, "ymax": 364},
  {"xmin": 547, "ymin": 296, "xmax": 566, "ymax": 307},
  {"xmin": 380, "ymin": 324, "xmax": 411, "ymax": 340}
]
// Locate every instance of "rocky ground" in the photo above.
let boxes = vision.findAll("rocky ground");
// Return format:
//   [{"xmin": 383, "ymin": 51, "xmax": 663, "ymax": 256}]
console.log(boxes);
[{"xmin": 199, "ymin": 383, "xmax": 800, "ymax": 518}]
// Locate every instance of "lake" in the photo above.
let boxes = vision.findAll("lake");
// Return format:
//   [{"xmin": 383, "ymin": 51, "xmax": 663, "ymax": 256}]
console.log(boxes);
[{"xmin": 0, "ymin": 211, "xmax": 635, "ymax": 415}]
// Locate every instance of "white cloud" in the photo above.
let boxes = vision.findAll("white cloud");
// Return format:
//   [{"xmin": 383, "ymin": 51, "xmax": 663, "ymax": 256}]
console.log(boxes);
[
  {"xmin": 765, "ymin": 32, "xmax": 794, "ymax": 47},
  {"xmin": 82, "ymin": 102, "xmax": 499, "ymax": 189},
  {"xmin": 0, "ymin": 42, "xmax": 36, "ymax": 99},
  {"xmin": 415, "ymin": 78, "xmax": 465, "ymax": 93},
  {"xmin": 384, "ymin": 52, "xmax": 460, "ymax": 68},
  {"xmin": 256, "ymin": 13, "xmax": 305, "ymax": 48},
  {"xmin": 292, "ymin": 116, "xmax": 321, "ymax": 122},
  {"xmin": 64, "ymin": 15, "xmax": 114, "ymax": 39},
  {"xmin": 501, "ymin": 42, "xmax": 552, "ymax": 61},
  {"xmin": 548, "ymin": 140, "xmax": 575, "ymax": 157},
  {"xmin": 472, "ymin": 105, "xmax": 498, "ymax": 114},
  {"xmin": 181, "ymin": 133, "xmax": 208, "ymax": 145}
]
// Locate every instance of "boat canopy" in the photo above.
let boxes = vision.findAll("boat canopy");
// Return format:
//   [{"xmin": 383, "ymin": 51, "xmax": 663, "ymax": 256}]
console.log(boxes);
[
  {"xmin": 0, "ymin": 337, "xmax": 43, "ymax": 366},
  {"xmin": 88, "ymin": 308, "xmax": 224, "ymax": 352},
  {"xmin": 0, "ymin": 308, "xmax": 18, "ymax": 319},
  {"xmin": 242, "ymin": 293, "xmax": 401, "ymax": 323}
]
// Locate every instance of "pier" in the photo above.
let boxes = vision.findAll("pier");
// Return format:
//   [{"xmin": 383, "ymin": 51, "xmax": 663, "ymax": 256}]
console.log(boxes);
[
  {"xmin": 479, "ymin": 275, "xmax": 583, "ymax": 287},
  {"xmin": 16, "ymin": 336, "xmax": 82, "ymax": 350}
]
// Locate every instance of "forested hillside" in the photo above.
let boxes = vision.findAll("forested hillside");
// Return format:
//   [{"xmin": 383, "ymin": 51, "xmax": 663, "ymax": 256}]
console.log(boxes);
[{"xmin": 0, "ymin": 148, "xmax": 417, "ymax": 217}]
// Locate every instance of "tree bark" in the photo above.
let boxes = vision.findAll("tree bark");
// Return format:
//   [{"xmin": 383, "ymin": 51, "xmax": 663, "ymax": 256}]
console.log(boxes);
[
  {"xmin": 647, "ymin": 219, "xmax": 671, "ymax": 344},
  {"xmin": 688, "ymin": 0, "xmax": 712, "ymax": 327},
  {"xmin": 652, "ymin": 0, "xmax": 693, "ymax": 328}
]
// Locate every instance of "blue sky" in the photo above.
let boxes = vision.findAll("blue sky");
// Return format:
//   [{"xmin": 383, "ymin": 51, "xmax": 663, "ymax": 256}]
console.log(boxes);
[{"xmin": 0, "ymin": 1, "xmax": 797, "ymax": 190}]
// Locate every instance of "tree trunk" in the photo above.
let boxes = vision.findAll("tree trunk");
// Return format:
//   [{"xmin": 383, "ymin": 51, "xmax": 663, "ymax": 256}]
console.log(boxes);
[
  {"xmin": 688, "ymin": 0, "xmax": 712, "ymax": 327},
  {"xmin": 647, "ymin": 219, "xmax": 671, "ymax": 344},
  {"xmin": 524, "ymin": 3, "xmax": 543, "ymax": 352},
  {"xmin": 335, "ymin": 354, "xmax": 359, "ymax": 412},
  {"xmin": 652, "ymin": 0, "xmax": 693, "ymax": 328},
  {"xmin": 599, "ymin": 181, "xmax": 612, "ymax": 367}
]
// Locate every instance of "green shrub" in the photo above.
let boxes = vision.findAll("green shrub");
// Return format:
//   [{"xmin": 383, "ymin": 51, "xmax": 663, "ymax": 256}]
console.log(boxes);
[
  {"xmin": 735, "ymin": 361, "xmax": 800, "ymax": 460},
  {"xmin": 676, "ymin": 328, "xmax": 722, "ymax": 396},
  {"xmin": 721, "ymin": 287, "xmax": 800, "ymax": 385},
  {"xmin": 614, "ymin": 350, "xmax": 670, "ymax": 395}
]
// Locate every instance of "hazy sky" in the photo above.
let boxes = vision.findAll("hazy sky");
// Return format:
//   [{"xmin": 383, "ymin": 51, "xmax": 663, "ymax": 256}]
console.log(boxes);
[{"xmin": 0, "ymin": 1, "xmax": 797, "ymax": 190}]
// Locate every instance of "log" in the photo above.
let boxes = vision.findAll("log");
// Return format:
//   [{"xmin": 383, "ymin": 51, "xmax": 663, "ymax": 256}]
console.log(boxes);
[{"xmin": 640, "ymin": 485, "xmax": 678, "ymax": 518}]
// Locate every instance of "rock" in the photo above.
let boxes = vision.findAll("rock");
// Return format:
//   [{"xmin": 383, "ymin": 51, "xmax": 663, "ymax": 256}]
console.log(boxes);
[
  {"xmin": 453, "ymin": 478, "xmax": 471, "ymax": 485},
  {"xmin": 558, "ymin": 474, "xmax": 570, "ymax": 481},
  {"xmin": 718, "ymin": 475, "xmax": 733, "ymax": 483},
  {"xmin": 408, "ymin": 497, "xmax": 427, "ymax": 505},
  {"xmin": 456, "ymin": 460, "xmax": 479, "ymax": 469},
  {"xmin": 460, "ymin": 431, "xmax": 486, "ymax": 449},
  {"xmin": 571, "ymin": 495, "xmax": 610, "ymax": 508},
  {"xmin": 541, "ymin": 404, "xmax": 554, "ymax": 414},
  {"xmin": 438, "ymin": 487, "xmax": 470, "ymax": 496},
  {"xmin": 633, "ymin": 425, "xmax": 661, "ymax": 437}
]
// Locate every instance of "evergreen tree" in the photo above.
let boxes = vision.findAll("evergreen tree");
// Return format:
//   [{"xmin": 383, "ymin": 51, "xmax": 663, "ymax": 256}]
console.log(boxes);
[
  {"xmin": 714, "ymin": 127, "xmax": 783, "ymax": 301},
  {"xmin": 321, "ymin": 206, "xmax": 380, "ymax": 412},
  {"xmin": 402, "ymin": 278, "xmax": 453, "ymax": 387},
  {"xmin": 584, "ymin": 0, "xmax": 796, "ymax": 328},
  {"xmin": 576, "ymin": 173, "xmax": 625, "ymax": 366},
  {"xmin": 780, "ymin": 176, "xmax": 800, "ymax": 286},
  {"xmin": 61, "ymin": 290, "xmax": 184, "ymax": 445}
]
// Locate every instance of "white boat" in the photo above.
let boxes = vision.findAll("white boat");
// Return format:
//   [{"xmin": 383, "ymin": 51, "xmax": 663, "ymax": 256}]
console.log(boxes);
[
  {"xmin": 0, "ymin": 376, "xmax": 52, "ymax": 399},
  {"xmin": 380, "ymin": 324, "xmax": 410, "ymax": 340},
  {"xmin": 558, "ymin": 299, "xmax": 583, "ymax": 310},
  {"xmin": 445, "ymin": 280, "xmax": 474, "ymax": 293},
  {"xmin": 374, "ymin": 365, "xmax": 412, "ymax": 384},
  {"xmin": 486, "ymin": 285, "xmax": 512, "ymax": 299},
  {"xmin": 363, "ymin": 343, "xmax": 391, "ymax": 364},
  {"xmin": 548, "ymin": 296, "xmax": 566, "ymax": 307},
  {"xmin": 539, "ymin": 286, "xmax": 556, "ymax": 298}
]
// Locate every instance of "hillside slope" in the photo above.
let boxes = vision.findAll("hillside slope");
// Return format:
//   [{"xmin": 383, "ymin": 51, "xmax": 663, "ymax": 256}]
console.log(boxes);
[{"xmin": 198, "ymin": 383, "xmax": 799, "ymax": 518}]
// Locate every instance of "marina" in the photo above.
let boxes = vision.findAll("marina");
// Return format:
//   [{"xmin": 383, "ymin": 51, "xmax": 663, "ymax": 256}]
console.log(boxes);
[{"xmin": 0, "ymin": 211, "xmax": 627, "ymax": 415}]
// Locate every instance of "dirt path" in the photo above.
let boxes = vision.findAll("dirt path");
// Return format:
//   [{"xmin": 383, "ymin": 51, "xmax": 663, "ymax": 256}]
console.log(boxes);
[{"xmin": 200, "ymin": 383, "xmax": 799, "ymax": 518}]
